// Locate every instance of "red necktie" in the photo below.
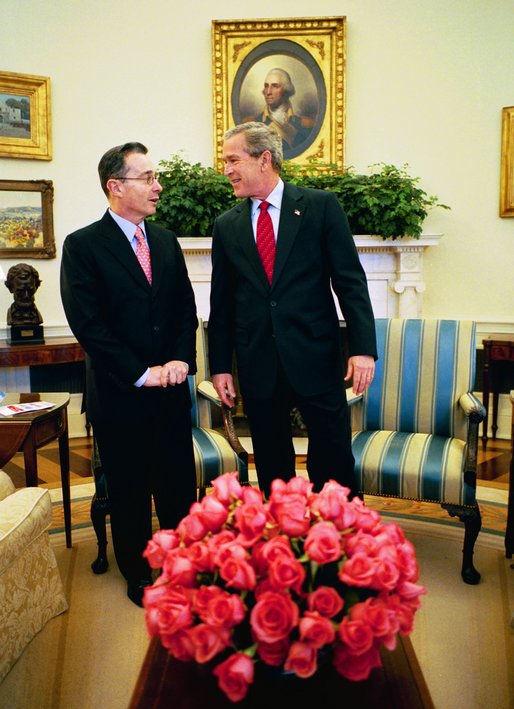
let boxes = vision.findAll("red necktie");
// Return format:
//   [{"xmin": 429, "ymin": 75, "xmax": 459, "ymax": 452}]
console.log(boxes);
[
  {"xmin": 134, "ymin": 226, "xmax": 152, "ymax": 284},
  {"xmin": 256, "ymin": 201, "xmax": 276, "ymax": 284}
]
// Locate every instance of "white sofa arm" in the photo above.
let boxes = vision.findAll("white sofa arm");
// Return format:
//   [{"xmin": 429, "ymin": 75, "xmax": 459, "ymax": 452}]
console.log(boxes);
[
  {"xmin": 0, "ymin": 470, "xmax": 15, "ymax": 502},
  {"xmin": 0, "ymin": 487, "xmax": 52, "ymax": 575}
]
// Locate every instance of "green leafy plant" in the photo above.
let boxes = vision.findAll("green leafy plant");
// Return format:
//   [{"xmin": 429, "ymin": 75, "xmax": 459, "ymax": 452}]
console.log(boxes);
[
  {"xmin": 281, "ymin": 162, "xmax": 450, "ymax": 240},
  {"xmin": 151, "ymin": 154, "xmax": 449, "ymax": 240},
  {"xmin": 150, "ymin": 153, "xmax": 237, "ymax": 236}
]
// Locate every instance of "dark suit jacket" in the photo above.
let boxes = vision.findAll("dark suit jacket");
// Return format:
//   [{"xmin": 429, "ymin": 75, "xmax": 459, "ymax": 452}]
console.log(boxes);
[
  {"xmin": 60, "ymin": 211, "xmax": 197, "ymax": 422},
  {"xmin": 208, "ymin": 183, "xmax": 376, "ymax": 400}
]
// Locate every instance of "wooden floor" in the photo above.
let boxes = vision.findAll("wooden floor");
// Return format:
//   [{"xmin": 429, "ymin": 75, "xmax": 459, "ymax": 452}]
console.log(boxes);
[{"xmin": 4, "ymin": 429, "xmax": 511, "ymax": 490}]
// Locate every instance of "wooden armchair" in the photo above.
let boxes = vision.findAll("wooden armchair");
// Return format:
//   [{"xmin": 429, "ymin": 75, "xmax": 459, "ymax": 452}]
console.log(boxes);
[
  {"xmin": 350, "ymin": 319, "xmax": 485, "ymax": 584},
  {"xmin": 90, "ymin": 318, "xmax": 248, "ymax": 573}
]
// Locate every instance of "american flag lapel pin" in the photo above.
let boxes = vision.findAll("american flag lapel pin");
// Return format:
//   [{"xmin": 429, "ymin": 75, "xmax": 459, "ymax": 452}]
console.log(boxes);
[{"xmin": 294, "ymin": 209, "xmax": 301, "ymax": 216}]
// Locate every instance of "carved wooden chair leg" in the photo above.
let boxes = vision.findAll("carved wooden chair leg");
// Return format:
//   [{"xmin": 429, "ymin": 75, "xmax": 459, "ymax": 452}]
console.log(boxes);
[
  {"xmin": 90, "ymin": 494, "xmax": 110, "ymax": 574},
  {"xmin": 442, "ymin": 503, "xmax": 482, "ymax": 585}
]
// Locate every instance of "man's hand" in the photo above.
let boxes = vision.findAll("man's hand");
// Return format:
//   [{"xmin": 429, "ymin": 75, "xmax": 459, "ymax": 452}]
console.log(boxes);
[
  {"xmin": 160, "ymin": 360, "xmax": 189, "ymax": 386},
  {"xmin": 212, "ymin": 373, "xmax": 236, "ymax": 408},
  {"xmin": 344, "ymin": 355, "xmax": 375, "ymax": 395},
  {"xmin": 142, "ymin": 361, "xmax": 189, "ymax": 387}
]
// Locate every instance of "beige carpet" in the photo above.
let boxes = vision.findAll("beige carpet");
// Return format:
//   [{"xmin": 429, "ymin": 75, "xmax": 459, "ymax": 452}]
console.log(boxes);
[{"xmin": 1, "ymin": 511, "xmax": 513, "ymax": 709}]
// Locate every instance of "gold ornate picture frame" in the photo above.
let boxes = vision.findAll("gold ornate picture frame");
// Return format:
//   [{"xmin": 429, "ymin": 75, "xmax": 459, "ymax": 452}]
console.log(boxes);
[
  {"xmin": 212, "ymin": 17, "xmax": 346, "ymax": 171},
  {"xmin": 0, "ymin": 71, "xmax": 52, "ymax": 160},
  {"xmin": 500, "ymin": 106, "xmax": 514, "ymax": 217},
  {"xmin": 0, "ymin": 179, "xmax": 56, "ymax": 258}
]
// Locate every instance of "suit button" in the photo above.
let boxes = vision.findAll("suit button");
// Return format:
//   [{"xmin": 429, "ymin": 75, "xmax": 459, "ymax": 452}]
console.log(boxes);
[
  {"xmin": 270, "ymin": 301, "xmax": 277, "ymax": 307},
  {"xmin": 153, "ymin": 325, "xmax": 160, "ymax": 332}
]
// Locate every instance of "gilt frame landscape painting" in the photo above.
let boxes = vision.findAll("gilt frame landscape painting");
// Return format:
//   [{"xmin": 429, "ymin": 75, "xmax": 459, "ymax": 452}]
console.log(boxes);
[{"xmin": 0, "ymin": 180, "xmax": 56, "ymax": 258}]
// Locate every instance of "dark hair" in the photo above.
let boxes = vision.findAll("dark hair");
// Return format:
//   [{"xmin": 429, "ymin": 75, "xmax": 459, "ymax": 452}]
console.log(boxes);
[
  {"xmin": 98, "ymin": 142, "xmax": 148, "ymax": 196},
  {"xmin": 224, "ymin": 122, "xmax": 283, "ymax": 171}
]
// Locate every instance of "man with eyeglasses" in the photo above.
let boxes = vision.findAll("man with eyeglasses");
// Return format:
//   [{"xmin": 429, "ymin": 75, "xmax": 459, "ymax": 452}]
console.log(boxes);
[{"xmin": 61, "ymin": 142, "xmax": 197, "ymax": 607}]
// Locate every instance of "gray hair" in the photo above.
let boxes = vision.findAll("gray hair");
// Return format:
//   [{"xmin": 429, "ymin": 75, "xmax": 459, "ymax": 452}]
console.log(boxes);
[
  {"xmin": 265, "ymin": 68, "xmax": 295, "ymax": 97},
  {"xmin": 224, "ymin": 122, "xmax": 283, "ymax": 171}
]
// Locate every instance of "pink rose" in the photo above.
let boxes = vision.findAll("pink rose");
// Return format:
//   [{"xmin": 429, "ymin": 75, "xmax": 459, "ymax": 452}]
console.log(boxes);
[
  {"xmin": 161, "ymin": 548, "xmax": 197, "ymax": 587},
  {"xmin": 220, "ymin": 556, "xmax": 257, "ymax": 591},
  {"xmin": 198, "ymin": 495, "xmax": 229, "ymax": 532},
  {"xmin": 143, "ymin": 529, "xmax": 180, "ymax": 568},
  {"xmin": 312, "ymin": 480, "xmax": 351, "ymax": 527},
  {"xmin": 350, "ymin": 497, "xmax": 381, "ymax": 533},
  {"xmin": 268, "ymin": 495, "xmax": 311, "ymax": 537},
  {"xmin": 189, "ymin": 622, "xmax": 231, "ymax": 663},
  {"xmin": 268, "ymin": 554, "xmax": 306, "ymax": 593},
  {"xmin": 339, "ymin": 552, "xmax": 376, "ymax": 587},
  {"xmin": 250, "ymin": 591, "xmax": 299, "ymax": 643},
  {"xmin": 212, "ymin": 472, "xmax": 243, "ymax": 505},
  {"xmin": 163, "ymin": 628, "xmax": 195, "ymax": 661},
  {"xmin": 307, "ymin": 586, "xmax": 344, "ymax": 618},
  {"xmin": 344, "ymin": 529, "xmax": 379, "ymax": 557},
  {"xmin": 333, "ymin": 642, "xmax": 382, "ymax": 681},
  {"xmin": 202, "ymin": 589, "xmax": 246, "ymax": 628},
  {"xmin": 213, "ymin": 652, "xmax": 254, "ymax": 703},
  {"xmin": 187, "ymin": 540, "xmax": 215, "ymax": 572},
  {"xmin": 241, "ymin": 485, "xmax": 265, "ymax": 505},
  {"xmin": 284, "ymin": 641, "xmax": 318, "ymax": 678},
  {"xmin": 192, "ymin": 585, "xmax": 223, "ymax": 618},
  {"xmin": 304, "ymin": 521, "xmax": 342, "ymax": 564},
  {"xmin": 299, "ymin": 611, "xmax": 336, "ymax": 648},
  {"xmin": 252, "ymin": 535, "xmax": 294, "ymax": 576},
  {"xmin": 235, "ymin": 502, "xmax": 268, "ymax": 546},
  {"xmin": 256, "ymin": 637, "xmax": 290, "ymax": 667},
  {"xmin": 176, "ymin": 511, "xmax": 209, "ymax": 545},
  {"xmin": 145, "ymin": 586, "xmax": 193, "ymax": 637},
  {"xmin": 371, "ymin": 556, "xmax": 400, "ymax": 591},
  {"xmin": 338, "ymin": 617, "xmax": 374, "ymax": 655},
  {"xmin": 350, "ymin": 598, "xmax": 399, "ymax": 650}
]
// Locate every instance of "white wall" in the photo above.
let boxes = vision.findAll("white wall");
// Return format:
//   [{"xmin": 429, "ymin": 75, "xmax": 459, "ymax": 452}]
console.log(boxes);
[{"xmin": 1, "ymin": 0, "xmax": 513, "ymax": 334}]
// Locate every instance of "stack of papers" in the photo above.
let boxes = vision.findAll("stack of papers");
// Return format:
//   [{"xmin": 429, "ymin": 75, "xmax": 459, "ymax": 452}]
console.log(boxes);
[{"xmin": 0, "ymin": 401, "xmax": 55, "ymax": 417}]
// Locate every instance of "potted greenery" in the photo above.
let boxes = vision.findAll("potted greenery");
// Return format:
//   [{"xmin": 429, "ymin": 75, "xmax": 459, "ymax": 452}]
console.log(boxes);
[{"xmin": 150, "ymin": 154, "xmax": 448, "ymax": 239}]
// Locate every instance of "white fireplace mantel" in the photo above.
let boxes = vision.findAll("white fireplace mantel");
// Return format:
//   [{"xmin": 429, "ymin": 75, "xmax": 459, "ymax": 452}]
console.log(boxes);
[{"xmin": 178, "ymin": 234, "xmax": 443, "ymax": 320}]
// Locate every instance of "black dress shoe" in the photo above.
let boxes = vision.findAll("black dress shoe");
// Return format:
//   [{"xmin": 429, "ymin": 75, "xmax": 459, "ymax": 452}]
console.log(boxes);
[{"xmin": 127, "ymin": 579, "xmax": 152, "ymax": 607}]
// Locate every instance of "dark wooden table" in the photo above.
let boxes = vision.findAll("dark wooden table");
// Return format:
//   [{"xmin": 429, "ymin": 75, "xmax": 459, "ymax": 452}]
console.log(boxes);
[
  {"xmin": 129, "ymin": 635, "xmax": 434, "ymax": 709},
  {"xmin": 0, "ymin": 336, "xmax": 84, "ymax": 368},
  {"xmin": 482, "ymin": 338, "xmax": 514, "ymax": 446},
  {"xmin": 0, "ymin": 392, "xmax": 72, "ymax": 547},
  {"xmin": 506, "ymin": 391, "xmax": 514, "ymax": 559}
]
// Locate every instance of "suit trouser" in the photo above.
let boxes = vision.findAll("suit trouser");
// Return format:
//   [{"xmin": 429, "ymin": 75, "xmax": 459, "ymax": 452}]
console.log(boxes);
[
  {"xmin": 243, "ymin": 364, "xmax": 356, "ymax": 498},
  {"xmin": 92, "ymin": 385, "xmax": 196, "ymax": 581}
]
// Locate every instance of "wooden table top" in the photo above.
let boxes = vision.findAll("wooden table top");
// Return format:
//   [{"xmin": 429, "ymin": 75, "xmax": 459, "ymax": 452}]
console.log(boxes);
[
  {"xmin": 129, "ymin": 635, "xmax": 434, "ymax": 709},
  {"xmin": 0, "ymin": 337, "xmax": 84, "ymax": 367}
]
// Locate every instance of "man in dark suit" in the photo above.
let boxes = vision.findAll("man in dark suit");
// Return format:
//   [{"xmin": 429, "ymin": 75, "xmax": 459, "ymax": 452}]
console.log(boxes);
[
  {"xmin": 208, "ymin": 123, "xmax": 377, "ymax": 497},
  {"xmin": 61, "ymin": 142, "xmax": 197, "ymax": 606}
]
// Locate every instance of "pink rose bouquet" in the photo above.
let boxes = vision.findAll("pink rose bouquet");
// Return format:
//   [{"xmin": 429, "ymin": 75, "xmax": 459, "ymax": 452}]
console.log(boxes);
[{"xmin": 143, "ymin": 474, "xmax": 425, "ymax": 703}]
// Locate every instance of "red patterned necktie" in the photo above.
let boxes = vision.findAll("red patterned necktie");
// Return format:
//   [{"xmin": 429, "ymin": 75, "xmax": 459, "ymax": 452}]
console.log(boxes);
[
  {"xmin": 134, "ymin": 226, "xmax": 152, "ymax": 285},
  {"xmin": 256, "ymin": 201, "xmax": 276, "ymax": 284}
]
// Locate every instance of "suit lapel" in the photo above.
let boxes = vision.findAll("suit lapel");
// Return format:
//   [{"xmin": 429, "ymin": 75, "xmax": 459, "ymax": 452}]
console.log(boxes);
[
  {"xmin": 272, "ymin": 184, "xmax": 304, "ymax": 287},
  {"xmin": 232, "ymin": 200, "xmax": 270, "ymax": 292},
  {"xmin": 100, "ymin": 212, "xmax": 151, "ymax": 291}
]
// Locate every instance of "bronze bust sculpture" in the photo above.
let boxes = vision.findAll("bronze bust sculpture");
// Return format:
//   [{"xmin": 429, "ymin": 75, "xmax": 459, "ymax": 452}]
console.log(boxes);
[{"xmin": 5, "ymin": 263, "xmax": 43, "ymax": 344}]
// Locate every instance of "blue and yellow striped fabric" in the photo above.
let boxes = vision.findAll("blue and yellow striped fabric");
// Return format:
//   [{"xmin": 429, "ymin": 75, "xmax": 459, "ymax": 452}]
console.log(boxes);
[
  {"xmin": 352, "ymin": 319, "xmax": 477, "ymax": 506},
  {"xmin": 190, "ymin": 319, "xmax": 248, "ymax": 490}
]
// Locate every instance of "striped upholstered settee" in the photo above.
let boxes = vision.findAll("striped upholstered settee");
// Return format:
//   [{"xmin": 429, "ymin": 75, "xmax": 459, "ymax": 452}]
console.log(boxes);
[{"xmin": 350, "ymin": 319, "xmax": 486, "ymax": 584}]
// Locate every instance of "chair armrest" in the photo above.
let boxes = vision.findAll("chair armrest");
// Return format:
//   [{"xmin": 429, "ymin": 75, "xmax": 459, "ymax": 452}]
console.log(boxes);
[
  {"xmin": 459, "ymin": 393, "xmax": 486, "ymax": 423},
  {"xmin": 197, "ymin": 380, "xmax": 222, "ymax": 406},
  {"xmin": 346, "ymin": 389, "xmax": 363, "ymax": 407},
  {"xmin": 197, "ymin": 380, "xmax": 248, "ymax": 466}
]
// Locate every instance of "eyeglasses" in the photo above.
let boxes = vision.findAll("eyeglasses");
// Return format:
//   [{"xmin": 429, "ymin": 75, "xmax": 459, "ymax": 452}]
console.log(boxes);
[{"xmin": 116, "ymin": 173, "xmax": 160, "ymax": 186}]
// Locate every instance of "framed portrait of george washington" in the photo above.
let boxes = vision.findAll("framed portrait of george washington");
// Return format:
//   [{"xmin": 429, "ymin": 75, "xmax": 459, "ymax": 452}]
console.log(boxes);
[
  {"xmin": 212, "ymin": 17, "xmax": 346, "ymax": 170},
  {"xmin": 0, "ymin": 71, "xmax": 52, "ymax": 161},
  {"xmin": 500, "ymin": 106, "xmax": 514, "ymax": 217}
]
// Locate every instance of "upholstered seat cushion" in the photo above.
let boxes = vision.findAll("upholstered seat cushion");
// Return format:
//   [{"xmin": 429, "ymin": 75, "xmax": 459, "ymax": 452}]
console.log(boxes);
[
  {"xmin": 192, "ymin": 427, "xmax": 244, "ymax": 488},
  {"xmin": 353, "ymin": 429, "xmax": 476, "ymax": 506}
]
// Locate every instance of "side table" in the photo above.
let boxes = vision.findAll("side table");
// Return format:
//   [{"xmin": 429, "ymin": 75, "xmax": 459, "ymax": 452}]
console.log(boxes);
[
  {"xmin": 506, "ymin": 391, "xmax": 514, "ymax": 559},
  {"xmin": 481, "ymin": 338, "xmax": 514, "ymax": 446},
  {"xmin": 0, "ymin": 392, "xmax": 72, "ymax": 547}
]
